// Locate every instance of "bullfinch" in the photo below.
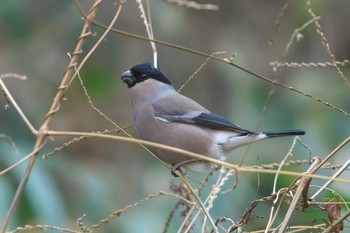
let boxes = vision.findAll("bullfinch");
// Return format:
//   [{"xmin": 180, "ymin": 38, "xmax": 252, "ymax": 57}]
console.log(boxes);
[{"xmin": 120, "ymin": 63, "xmax": 305, "ymax": 173}]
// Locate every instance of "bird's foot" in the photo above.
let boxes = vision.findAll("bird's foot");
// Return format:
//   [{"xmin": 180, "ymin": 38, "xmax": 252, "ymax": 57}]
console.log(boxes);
[
  {"xmin": 171, "ymin": 159, "xmax": 198, "ymax": 177},
  {"xmin": 171, "ymin": 164, "xmax": 183, "ymax": 177}
]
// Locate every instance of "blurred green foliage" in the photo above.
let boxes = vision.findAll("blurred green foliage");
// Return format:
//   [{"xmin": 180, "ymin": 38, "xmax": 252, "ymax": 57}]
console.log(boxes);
[{"xmin": 81, "ymin": 64, "xmax": 115, "ymax": 96}]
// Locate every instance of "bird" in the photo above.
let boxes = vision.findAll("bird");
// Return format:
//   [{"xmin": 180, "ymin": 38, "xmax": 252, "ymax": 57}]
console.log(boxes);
[{"xmin": 120, "ymin": 63, "xmax": 305, "ymax": 173}]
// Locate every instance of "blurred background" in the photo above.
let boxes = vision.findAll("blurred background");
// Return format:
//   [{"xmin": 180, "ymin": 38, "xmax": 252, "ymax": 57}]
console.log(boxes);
[{"xmin": 1, "ymin": 0, "xmax": 350, "ymax": 232}]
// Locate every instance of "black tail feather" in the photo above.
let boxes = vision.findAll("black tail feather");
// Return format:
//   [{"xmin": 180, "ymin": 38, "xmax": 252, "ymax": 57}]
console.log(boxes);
[{"xmin": 263, "ymin": 130, "xmax": 305, "ymax": 138}]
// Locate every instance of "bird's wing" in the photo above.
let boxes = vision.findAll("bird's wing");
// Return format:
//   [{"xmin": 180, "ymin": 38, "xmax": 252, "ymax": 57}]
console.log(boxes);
[
  {"xmin": 156, "ymin": 111, "xmax": 253, "ymax": 134},
  {"xmin": 152, "ymin": 93, "xmax": 253, "ymax": 134}
]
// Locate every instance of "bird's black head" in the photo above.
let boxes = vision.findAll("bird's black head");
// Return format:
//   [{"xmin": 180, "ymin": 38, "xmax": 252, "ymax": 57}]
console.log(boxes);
[{"xmin": 120, "ymin": 63, "xmax": 171, "ymax": 88}]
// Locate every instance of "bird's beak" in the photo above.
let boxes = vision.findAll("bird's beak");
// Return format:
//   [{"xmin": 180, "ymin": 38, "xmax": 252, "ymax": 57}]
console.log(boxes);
[
  {"xmin": 121, "ymin": 70, "xmax": 132, "ymax": 78},
  {"xmin": 120, "ymin": 70, "xmax": 135, "ymax": 86}
]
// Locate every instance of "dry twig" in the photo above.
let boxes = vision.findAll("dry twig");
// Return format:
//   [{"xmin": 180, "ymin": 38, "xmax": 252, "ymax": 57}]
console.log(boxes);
[
  {"xmin": 0, "ymin": 1, "xmax": 103, "ymax": 232},
  {"xmin": 165, "ymin": 0, "xmax": 219, "ymax": 11}
]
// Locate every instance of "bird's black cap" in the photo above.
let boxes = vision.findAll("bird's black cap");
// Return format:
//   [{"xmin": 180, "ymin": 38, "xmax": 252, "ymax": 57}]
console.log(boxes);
[{"xmin": 120, "ymin": 63, "xmax": 171, "ymax": 88}]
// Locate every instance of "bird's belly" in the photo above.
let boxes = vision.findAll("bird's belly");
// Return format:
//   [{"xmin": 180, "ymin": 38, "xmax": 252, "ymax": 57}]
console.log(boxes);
[{"xmin": 135, "ymin": 119, "xmax": 222, "ymax": 166}]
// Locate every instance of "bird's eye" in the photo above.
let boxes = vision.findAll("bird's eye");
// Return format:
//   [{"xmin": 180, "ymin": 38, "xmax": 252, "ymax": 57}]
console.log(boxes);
[{"xmin": 141, "ymin": 74, "xmax": 147, "ymax": 79}]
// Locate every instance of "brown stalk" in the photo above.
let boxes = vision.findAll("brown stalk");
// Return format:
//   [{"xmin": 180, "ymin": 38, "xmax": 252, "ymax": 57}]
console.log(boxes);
[
  {"xmin": 277, "ymin": 158, "xmax": 321, "ymax": 233},
  {"xmin": 0, "ymin": 1, "xmax": 101, "ymax": 232}
]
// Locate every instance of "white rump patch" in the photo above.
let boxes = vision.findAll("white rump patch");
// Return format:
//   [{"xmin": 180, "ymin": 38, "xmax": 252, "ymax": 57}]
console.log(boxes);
[{"xmin": 214, "ymin": 132, "xmax": 268, "ymax": 151}]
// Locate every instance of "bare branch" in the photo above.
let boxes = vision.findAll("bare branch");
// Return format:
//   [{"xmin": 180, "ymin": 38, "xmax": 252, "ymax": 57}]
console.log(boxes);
[
  {"xmin": 0, "ymin": 74, "xmax": 37, "ymax": 135},
  {"xmin": 165, "ymin": 0, "xmax": 219, "ymax": 11},
  {"xmin": 136, "ymin": 0, "xmax": 158, "ymax": 67},
  {"xmin": 306, "ymin": 0, "xmax": 350, "ymax": 89},
  {"xmin": 83, "ymin": 17, "xmax": 350, "ymax": 117},
  {"xmin": 277, "ymin": 157, "xmax": 321, "ymax": 233},
  {"xmin": 46, "ymin": 130, "xmax": 350, "ymax": 184},
  {"xmin": 0, "ymin": 1, "xmax": 102, "ymax": 232}
]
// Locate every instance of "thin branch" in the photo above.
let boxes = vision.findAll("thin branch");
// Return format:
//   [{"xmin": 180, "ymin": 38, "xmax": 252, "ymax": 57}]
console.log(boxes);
[
  {"xmin": 7, "ymin": 225, "xmax": 80, "ymax": 233},
  {"xmin": 0, "ymin": 75, "xmax": 37, "ymax": 135},
  {"xmin": 165, "ymin": 0, "xmax": 219, "ymax": 11},
  {"xmin": 310, "ymin": 158, "xmax": 350, "ymax": 201},
  {"xmin": 91, "ymin": 0, "xmax": 350, "ymax": 115},
  {"xmin": 306, "ymin": 0, "xmax": 350, "ymax": 89},
  {"xmin": 0, "ymin": 144, "xmax": 45, "ymax": 176},
  {"xmin": 0, "ymin": 1, "xmax": 102, "ymax": 232},
  {"xmin": 228, "ymin": 193, "xmax": 279, "ymax": 231},
  {"xmin": 265, "ymin": 137, "xmax": 300, "ymax": 233},
  {"xmin": 42, "ymin": 126, "xmax": 133, "ymax": 159},
  {"xmin": 277, "ymin": 158, "xmax": 321, "ymax": 233},
  {"xmin": 177, "ymin": 51, "xmax": 226, "ymax": 93},
  {"xmin": 284, "ymin": 16, "xmax": 321, "ymax": 57},
  {"xmin": 182, "ymin": 169, "xmax": 226, "ymax": 232},
  {"xmin": 0, "ymin": 134, "xmax": 19, "ymax": 154},
  {"xmin": 311, "ymin": 136, "xmax": 350, "ymax": 175},
  {"xmin": 75, "ymin": 5, "xmax": 350, "ymax": 117},
  {"xmin": 136, "ymin": 0, "xmax": 158, "ymax": 67},
  {"xmin": 46, "ymin": 130, "xmax": 350, "ymax": 184},
  {"xmin": 269, "ymin": 0, "xmax": 292, "ymax": 45},
  {"xmin": 321, "ymin": 209, "xmax": 350, "ymax": 233},
  {"xmin": 174, "ymin": 170, "xmax": 219, "ymax": 233},
  {"xmin": 90, "ymin": 191, "xmax": 196, "ymax": 231},
  {"xmin": 253, "ymin": 159, "xmax": 309, "ymax": 170},
  {"xmin": 270, "ymin": 60, "xmax": 350, "ymax": 69},
  {"xmin": 0, "ymin": 73, "xmax": 27, "ymax": 81},
  {"xmin": 273, "ymin": 137, "xmax": 301, "ymax": 194},
  {"xmin": 68, "ymin": 0, "xmax": 125, "ymax": 87}
]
